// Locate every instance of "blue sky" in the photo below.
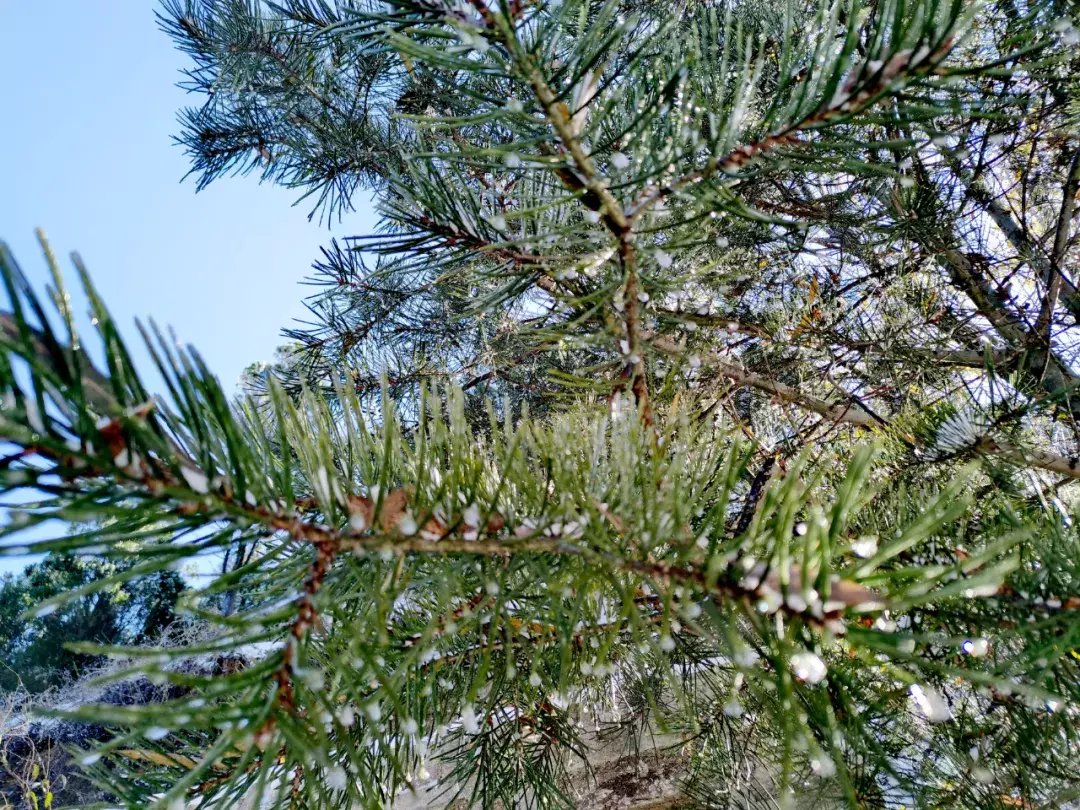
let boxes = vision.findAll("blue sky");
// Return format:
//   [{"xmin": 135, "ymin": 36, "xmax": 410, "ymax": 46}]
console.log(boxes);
[{"xmin": 0, "ymin": 3, "xmax": 376, "ymax": 575}]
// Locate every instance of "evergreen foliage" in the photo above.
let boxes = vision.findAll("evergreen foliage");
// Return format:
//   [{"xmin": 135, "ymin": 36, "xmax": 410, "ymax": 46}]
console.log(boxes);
[{"xmin": 1, "ymin": 0, "xmax": 1079, "ymax": 806}]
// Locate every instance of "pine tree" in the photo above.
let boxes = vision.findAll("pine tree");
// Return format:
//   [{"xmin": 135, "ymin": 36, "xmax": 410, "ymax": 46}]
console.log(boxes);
[{"xmin": 2, "ymin": 0, "xmax": 1079, "ymax": 807}]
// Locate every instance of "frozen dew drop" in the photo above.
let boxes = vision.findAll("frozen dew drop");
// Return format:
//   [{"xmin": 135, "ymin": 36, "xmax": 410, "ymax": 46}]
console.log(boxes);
[
  {"xmin": 504, "ymin": 152, "xmax": 522, "ymax": 168},
  {"xmin": 851, "ymin": 535, "xmax": 878, "ymax": 558},
  {"xmin": 315, "ymin": 467, "xmax": 332, "ymax": 501},
  {"xmin": 756, "ymin": 587, "xmax": 783, "ymax": 614},
  {"xmin": 461, "ymin": 704, "xmax": 480, "ymax": 735},
  {"xmin": 402, "ymin": 717, "xmax": 419, "ymax": 736},
  {"xmin": 785, "ymin": 592, "xmax": 808, "ymax": 613},
  {"xmin": 529, "ymin": 672, "xmax": 542, "ymax": 687},
  {"xmin": 810, "ymin": 756, "xmax": 836, "ymax": 778},
  {"xmin": 961, "ymin": 638, "xmax": 989, "ymax": 657},
  {"xmin": 327, "ymin": 765, "xmax": 348, "ymax": 791},
  {"xmin": 659, "ymin": 634, "xmax": 676, "ymax": 652},
  {"xmin": 963, "ymin": 583, "xmax": 999, "ymax": 598},
  {"xmin": 610, "ymin": 152, "xmax": 630, "ymax": 170},
  {"xmin": 874, "ymin": 614, "xmax": 897, "ymax": 632},
  {"xmin": 723, "ymin": 698, "xmax": 744, "ymax": 718},
  {"xmin": 654, "ymin": 249, "xmax": 673, "ymax": 269},
  {"xmin": 790, "ymin": 651, "xmax": 827, "ymax": 684},
  {"xmin": 145, "ymin": 726, "xmax": 170, "ymax": 741},
  {"xmin": 300, "ymin": 668, "xmax": 326, "ymax": 692},
  {"xmin": 337, "ymin": 706, "xmax": 356, "ymax": 727},
  {"xmin": 180, "ymin": 466, "xmax": 209, "ymax": 494},
  {"xmin": 366, "ymin": 702, "xmax": 382, "ymax": 722},
  {"xmin": 398, "ymin": 513, "xmax": 418, "ymax": 536},
  {"xmin": 734, "ymin": 646, "xmax": 760, "ymax": 669},
  {"xmin": 909, "ymin": 684, "xmax": 952, "ymax": 722}
]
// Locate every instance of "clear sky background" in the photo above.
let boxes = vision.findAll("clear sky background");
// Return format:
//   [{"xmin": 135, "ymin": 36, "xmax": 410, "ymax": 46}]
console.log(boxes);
[{"xmin": 0, "ymin": 2, "xmax": 376, "ymax": 574}]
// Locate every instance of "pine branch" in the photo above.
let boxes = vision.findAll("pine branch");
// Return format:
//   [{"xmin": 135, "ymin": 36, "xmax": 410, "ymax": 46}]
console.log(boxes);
[{"xmin": 706, "ymin": 355, "xmax": 1080, "ymax": 479}]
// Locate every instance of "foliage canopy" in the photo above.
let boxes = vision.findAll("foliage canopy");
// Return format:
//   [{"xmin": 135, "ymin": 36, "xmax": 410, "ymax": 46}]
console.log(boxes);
[
  {"xmin": 2, "ymin": 0, "xmax": 1079, "ymax": 807},
  {"xmin": 0, "ymin": 554, "xmax": 185, "ymax": 693}
]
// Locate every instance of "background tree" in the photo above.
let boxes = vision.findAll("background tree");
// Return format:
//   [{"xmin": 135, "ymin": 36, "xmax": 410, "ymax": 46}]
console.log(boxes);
[
  {"xmin": 0, "ymin": 553, "xmax": 186, "ymax": 693},
  {"xmin": 0, "ymin": 0, "xmax": 1078, "ymax": 808}
]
